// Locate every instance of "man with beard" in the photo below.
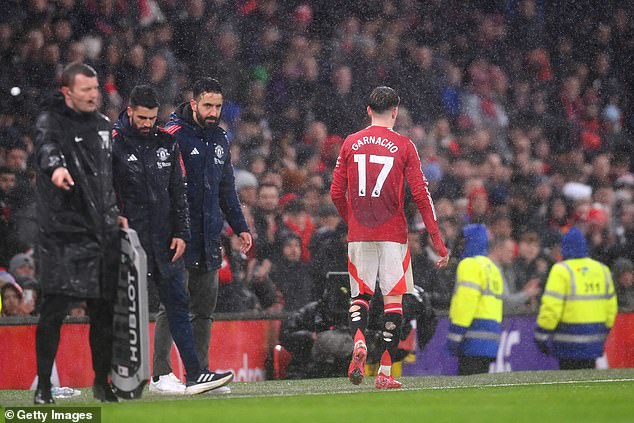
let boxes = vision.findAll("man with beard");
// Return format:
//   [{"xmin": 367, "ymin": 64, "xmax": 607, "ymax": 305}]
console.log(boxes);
[
  {"xmin": 112, "ymin": 85, "xmax": 234, "ymax": 395},
  {"xmin": 152, "ymin": 78, "xmax": 252, "ymax": 394}
]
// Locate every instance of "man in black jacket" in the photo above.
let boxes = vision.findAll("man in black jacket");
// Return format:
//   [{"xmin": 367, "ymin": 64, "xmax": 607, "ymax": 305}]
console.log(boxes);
[
  {"xmin": 112, "ymin": 85, "xmax": 233, "ymax": 395},
  {"xmin": 33, "ymin": 63, "xmax": 120, "ymax": 404}
]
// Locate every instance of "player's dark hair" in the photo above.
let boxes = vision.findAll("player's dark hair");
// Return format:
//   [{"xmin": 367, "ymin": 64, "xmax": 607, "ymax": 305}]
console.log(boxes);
[
  {"xmin": 61, "ymin": 62, "xmax": 97, "ymax": 88},
  {"xmin": 368, "ymin": 86, "xmax": 400, "ymax": 113},
  {"xmin": 129, "ymin": 85, "xmax": 160, "ymax": 109},
  {"xmin": 193, "ymin": 77, "xmax": 223, "ymax": 100}
]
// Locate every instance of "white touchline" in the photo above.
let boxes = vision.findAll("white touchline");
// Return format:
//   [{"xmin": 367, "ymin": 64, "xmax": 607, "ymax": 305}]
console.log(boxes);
[
  {"xmin": 420, "ymin": 378, "xmax": 634, "ymax": 391},
  {"xmin": 216, "ymin": 378, "xmax": 634, "ymax": 399}
]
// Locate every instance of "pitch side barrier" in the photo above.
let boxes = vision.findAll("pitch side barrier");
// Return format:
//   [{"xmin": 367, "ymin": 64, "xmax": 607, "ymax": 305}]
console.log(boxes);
[
  {"xmin": 2, "ymin": 310, "xmax": 634, "ymax": 388},
  {"xmin": 0, "ymin": 310, "xmax": 288, "ymax": 327}
]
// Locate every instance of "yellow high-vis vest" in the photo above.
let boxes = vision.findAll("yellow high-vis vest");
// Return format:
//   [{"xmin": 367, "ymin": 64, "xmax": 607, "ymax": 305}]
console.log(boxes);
[
  {"xmin": 448, "ymin": 255, "xmax": 504, "ymax": 357},
  {"xmin": 536, "ymin": 257, "xmax": 617, "ymax": 359}
]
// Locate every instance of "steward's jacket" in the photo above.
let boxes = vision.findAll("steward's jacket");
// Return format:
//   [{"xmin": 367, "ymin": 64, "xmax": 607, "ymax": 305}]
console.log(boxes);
[
  {"xmin": 448, "ymin": 255, "xmax": 504, "ymax": 358},
  {"xmin": 112, "ymin": 111, "xmax": 190, "ymax": 276},
  {"xmin": 165, "ymin": 103, "xmax": 249, "ymax": 270},
  {"xmin": 34, "ymin": 93, "xmax": 119, "ymax": 299},
  {"xmin": 535, "ymin": 258, "xmax": 617, "ymax": 359}
]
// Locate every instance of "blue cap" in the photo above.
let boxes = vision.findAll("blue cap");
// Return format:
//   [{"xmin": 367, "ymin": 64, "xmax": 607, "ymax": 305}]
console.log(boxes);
[
  {"xmin": 462, "ymin": 224, "xmax": 488, "ymax": 258},
  {"xmin": 561, "ymin": 227, "xmax": 588, "ymax": 259}
]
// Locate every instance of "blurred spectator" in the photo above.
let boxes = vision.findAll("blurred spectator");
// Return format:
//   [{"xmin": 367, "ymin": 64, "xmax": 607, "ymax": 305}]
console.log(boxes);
[
  {"xmin": 68, "ymin": 301, "xmax": 87, "ymax": 317},
  {"xmin": 508, "ymin": 0, "xmax": 545, "ymax": 53},
  {"xmin": 489, "ymin": 236, "xmax": 541, "ymax": 313},
  {"xmin": 147, "ymin": 53, "xmax": 177, "ymax": 117},
  {"xmin": 308, "ymin": 217, "xmax": 347, "ymax": 300},
  {"xmin": 1, "ymin": 280, "xmax": 25, "ymax": 316},
  {"xmin": 315, "ymin": 64, "xmax": 364, "ymax": 137},
  {"xmin": 252, "ymin": 183, "xmax": 281, "ymax": 282},
  {"xmin": 613, "ymin": 257, "xmax": 634, "ymax": 312},
  {"xmin": 401, "ymin": 45, "xmax": 444, "ymax": 125},
  {"xmin": 269, "ymin": 232, "xmax": 312, "ymax": 311},
  {"xmin": 215, "ymin": 234, "xmax": 261, "ymax": 313},
  {"xmin": 234, "ymin": 169, "xmax": 259, "ymax": 208},
  {"xmin": 16, "ymin": 275, "xmax": 39, "ymax": 316},
  {"xmin": 9, "ymin": 252, "xmax": 35, "ymax": 279},
  {"xmin": 511, "ymin": 231, "xmax": 552, "ymax": 292},
  {"xmin": 410, "ymin": 229, "xmax": 456, "ymax": 310},
  {"xmin": 5, "ymin": 142, "xmax": 28, "ymax": 171},
  {"xmin": 279, "ymin": 198, "xmax": 315, "ymax": 263}
]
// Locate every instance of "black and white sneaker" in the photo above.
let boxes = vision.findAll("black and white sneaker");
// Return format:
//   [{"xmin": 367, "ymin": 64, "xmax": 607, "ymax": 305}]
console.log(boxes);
[{"xmin": 185, "ymin": 369, "xmax": 234, "ymax": 395}]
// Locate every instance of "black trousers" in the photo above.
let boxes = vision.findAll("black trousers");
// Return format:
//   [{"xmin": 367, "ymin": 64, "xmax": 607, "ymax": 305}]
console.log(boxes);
[
  {"xmin": 36, "ymin": 294, "xmax": 114, "ymax": 389},
  {"xmin": 559, "ymin": 358, "xmax": 596, "ymax": 370},
  {"xmin": 458, "ymin": 356, "xmax": 495, "ymax": 375}
]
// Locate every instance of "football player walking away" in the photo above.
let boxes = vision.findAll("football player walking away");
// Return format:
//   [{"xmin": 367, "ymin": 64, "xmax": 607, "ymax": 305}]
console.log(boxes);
[{"xmin": 331, "ymin": 86, "xmax": 449, "ymax": 389}]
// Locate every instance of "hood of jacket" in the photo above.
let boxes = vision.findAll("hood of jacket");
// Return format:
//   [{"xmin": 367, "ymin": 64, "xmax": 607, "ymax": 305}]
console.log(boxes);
[
  {"xmin": 462, "ymin": 224, "xmax": 488, "ymax": 258},
  {"xmin": 40, "ymin": 92, "xmax": 97, "ymax": 122},
  {"xmin": 114, "ymin": 108, "xmax": 159, "ymax": 138},
  {"xmin": 172, "ymin": 101, "xmax": 198, "ymax": 129},
  {"xmin": 40, "ymin": 92, "xmax": 66, "ymax": 112},
  {"xmin": 561, "ymin": 227, "xmax": 588, "ymax": 259},
  {"xmin": 113, "ymin": 109, "xmax": 132, "ymax": 134}
]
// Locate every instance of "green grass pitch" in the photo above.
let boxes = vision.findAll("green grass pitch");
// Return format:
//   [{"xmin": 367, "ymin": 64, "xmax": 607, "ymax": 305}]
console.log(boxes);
[{"xmin": 2, "ymin": 369, "xmax": 634, "ymax": 423}]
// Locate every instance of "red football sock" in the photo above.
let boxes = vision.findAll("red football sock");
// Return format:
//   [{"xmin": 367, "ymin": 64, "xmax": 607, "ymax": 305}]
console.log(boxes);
[{"xmin": 379, "ymin": 350, "xmax": 392, "ymax": 376}]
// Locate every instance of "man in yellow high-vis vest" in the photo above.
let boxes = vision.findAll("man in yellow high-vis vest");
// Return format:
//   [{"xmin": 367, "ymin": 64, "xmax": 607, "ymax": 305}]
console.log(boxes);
[
  {"xmin": 446, "ymin": 224, "xmax": 504, "ymax": 375},
  {"xmin": 534, "ymin": 227, "xmax": 617, "ymax": 370}
]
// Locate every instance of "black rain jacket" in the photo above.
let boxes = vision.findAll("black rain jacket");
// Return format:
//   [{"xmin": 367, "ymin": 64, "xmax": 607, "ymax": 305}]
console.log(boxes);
[
  {"xmin": 112, "ymin": 110, "xmax": 190, "ymax": 276},
  {"xmin": 34, "ymin": 93, "xmax": 119, "ymax": 299}
]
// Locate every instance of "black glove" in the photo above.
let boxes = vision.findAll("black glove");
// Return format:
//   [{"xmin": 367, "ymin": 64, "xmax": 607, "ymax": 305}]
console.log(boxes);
[
  {"xmin": 535, "ymin": 339, "xmax": 550, "ymax": 355},
  {"xmin": 533, "ymin": 330, "xmax": 551, "ymax": 355}
]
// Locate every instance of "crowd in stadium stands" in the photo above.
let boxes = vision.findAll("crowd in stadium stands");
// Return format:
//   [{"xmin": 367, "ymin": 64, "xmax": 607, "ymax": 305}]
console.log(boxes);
[{"xmin": 2, "ymin": 0, "xmax": 634, "ymax": 318}]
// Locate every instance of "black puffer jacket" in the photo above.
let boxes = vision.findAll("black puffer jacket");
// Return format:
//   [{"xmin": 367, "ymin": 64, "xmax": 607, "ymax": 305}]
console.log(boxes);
[
  {"xmin": 112, "ymin": 110, "xmax": 190, "ymax": 275},
  {"xmin": 34, "ymin": 93, "xmax": 119, "ymax": 299}
]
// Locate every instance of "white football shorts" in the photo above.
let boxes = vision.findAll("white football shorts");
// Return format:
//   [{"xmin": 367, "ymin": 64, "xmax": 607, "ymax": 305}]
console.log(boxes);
[{"xmin": 347, "ymin": 241, "xmax": 414, "ymax": 297}]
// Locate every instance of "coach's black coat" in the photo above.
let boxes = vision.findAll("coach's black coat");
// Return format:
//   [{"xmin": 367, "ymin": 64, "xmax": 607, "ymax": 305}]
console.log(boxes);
[
  {"xmin": 34, "ymin": 93, "xmax": 119, "ymax": 299},
  {"xmin": 111, "ymin": 110, "xmax": 190, "ymax": 276}
]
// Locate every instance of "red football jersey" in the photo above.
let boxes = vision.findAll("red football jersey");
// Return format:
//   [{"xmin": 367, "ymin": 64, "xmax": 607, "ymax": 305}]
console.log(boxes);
[{"xmin": 331, "ymin": 125, "xmax": 443, "ymax": 245}]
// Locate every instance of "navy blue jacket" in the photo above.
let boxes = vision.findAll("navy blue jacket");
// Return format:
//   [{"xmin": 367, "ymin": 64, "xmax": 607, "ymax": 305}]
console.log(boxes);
[
  {"xmin": 165, "ymin": 103, "xmax": 249, "ymax": 270},
  {"xmin": 112, "ymin": 111, "xmax": 190, "ymax": 276}
]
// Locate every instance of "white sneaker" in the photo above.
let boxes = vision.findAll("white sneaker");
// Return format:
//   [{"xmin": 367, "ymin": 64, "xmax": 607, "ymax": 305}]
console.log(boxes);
[
  {"xmin": 149, "ymin": 373, "xmax": 186, "ymax": 395},
  {"xmin": 206, "ymin": 385, "xmax": 231, "ymax": 394}
]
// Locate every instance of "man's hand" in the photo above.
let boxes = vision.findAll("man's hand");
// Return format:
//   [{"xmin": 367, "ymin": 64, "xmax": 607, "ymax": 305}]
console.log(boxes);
[
  {"xmin": 170, "ymin": 237, "xmax": 186, "ymax": 262},
  {"xmin": 118, "ymin": 216, "xmax": 129, "ymax": 229},
  {"xmin": 238, "ymin": 232, "xmax": 253, "ymax": 254},
  {"xmin": 522, "ymin": 278, "xmax": 542, "ymax": 297},
  {"xmin": 51, "ymin": 167, "xmax": 74, "ymax": 190},
  {"xmin": 436, "ymin": 254, "xmax": 449, "ymax": 269}
]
